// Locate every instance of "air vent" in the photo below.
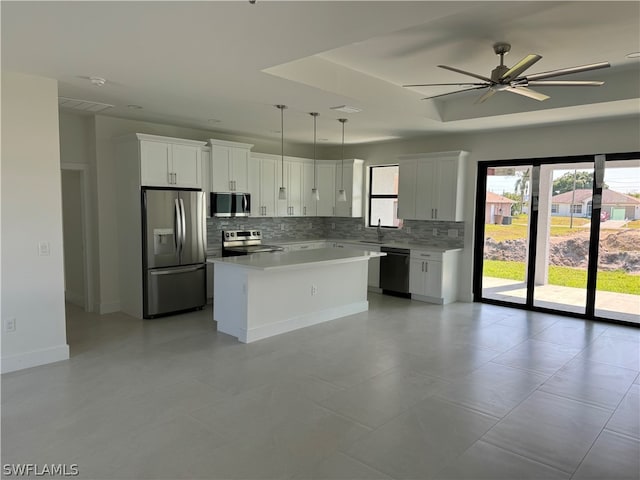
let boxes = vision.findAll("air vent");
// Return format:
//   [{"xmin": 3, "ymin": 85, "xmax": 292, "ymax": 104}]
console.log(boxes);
[
  {"xmin": 330, "ymin": 105, "xmax": 362, "ymax": 114},
  {"xmin": 58, "ymin": 96, "xmax": 114, "ymax": 113}
]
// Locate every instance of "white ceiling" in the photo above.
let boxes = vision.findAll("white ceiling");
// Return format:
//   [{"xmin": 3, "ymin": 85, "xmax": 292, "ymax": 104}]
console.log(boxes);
[{"xmin": 2, "ymin": 1, "xmax": 639, "ymax": 146}]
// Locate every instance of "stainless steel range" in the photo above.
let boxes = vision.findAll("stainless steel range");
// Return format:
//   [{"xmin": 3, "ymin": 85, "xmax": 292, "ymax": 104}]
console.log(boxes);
[{"xmin": 221, "ymin": 230, "xmax": 284, "ymax": 257}]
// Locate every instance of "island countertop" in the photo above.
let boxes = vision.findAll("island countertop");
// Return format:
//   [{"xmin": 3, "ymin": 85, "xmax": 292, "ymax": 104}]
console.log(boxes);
[{"xmin": 208, "ymin": 247, "xmax": 385, "ymax": 271}]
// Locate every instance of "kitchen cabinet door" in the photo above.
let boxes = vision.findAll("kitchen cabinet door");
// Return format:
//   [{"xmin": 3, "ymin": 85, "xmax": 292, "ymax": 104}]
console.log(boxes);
[
  {"xmin": 230, "ymin": 147, "xmax": 249, "ymax": 192},
  {"xmin": 249, "ymin": 155, "xmax": 278, "ymax": 217},
  {"xmin": 277, "ymin": 160, "xmax": 303, "ymax": 216},
  {"xmin": 316, "ymin": 162, "xmax": 336, "ymax": 216},
  {"xmin": 171, "ymin": 144, "xmax": 201, "ymax": 188},
  {"xmin": 210, "ymin": 144, "xmax": 232, "ymax": 192},
  {"xmin": 334, "ymin": 159, "xmax": 364, "ymax": 217},
  {"xmin": 409, "ymin": 257, "xmax": 426, "ymax": 296},
  {"xmin": 397, "ymin": 159, "xmax": 417, "ymax": 220},
  {"xmin": 140, "ymin": 140, "xmax": 171, "ymax": 187},
  {"xmin": 302, "ymin": 162, "xmax": 317, "ymax": 216}
]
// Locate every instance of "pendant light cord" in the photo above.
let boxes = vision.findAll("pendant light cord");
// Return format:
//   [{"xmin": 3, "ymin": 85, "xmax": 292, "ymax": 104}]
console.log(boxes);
[
  {"xmin": 281, "ymin": 106, "xmax": 284, "ymax": 187},
  {"xmin": 340, "ymin": 119, "xmax": 345, "ymax": 189},
  {"xmin": 313, "ymin": 114, "xmax": 317, "ymax": 189}
]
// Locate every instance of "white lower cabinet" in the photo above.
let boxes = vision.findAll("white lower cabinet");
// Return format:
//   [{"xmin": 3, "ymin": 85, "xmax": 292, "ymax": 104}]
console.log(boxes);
[
  {"xmin": 332, "ymin": 242, "xmax": 380, "ymax": 289},
  {"xmin": 409, "ymin": 249, "xmax": 460, "ymax": 304}
]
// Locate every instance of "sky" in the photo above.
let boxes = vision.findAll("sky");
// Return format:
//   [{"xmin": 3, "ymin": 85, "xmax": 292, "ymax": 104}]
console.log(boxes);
[{"xmin": 487, "ymin": 167, "xmax": 640, "ymax": 195}]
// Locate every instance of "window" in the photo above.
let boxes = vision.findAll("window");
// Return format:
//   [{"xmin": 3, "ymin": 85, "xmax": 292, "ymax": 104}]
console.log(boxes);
[
  {"xmin": 587, "ymin": 201, "xmax": 593, "ymax": 216},
  {"xmin": 571, "ymin": 204, "xmax": 582, "ymax": 214},
  {"xmin": 551, "ymin": 203, "xmax": 559, "ymax": 213},
  {"xmin": 369, "ymin": 165, "xmax": 401, "ymax": 228}
]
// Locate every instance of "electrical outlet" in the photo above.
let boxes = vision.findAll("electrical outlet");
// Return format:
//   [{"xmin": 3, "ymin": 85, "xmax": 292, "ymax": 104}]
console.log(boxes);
[
  {"xmin": 432, "ymin": 228, "xmax": 438, "ymax": 237},
  {"xmin": 311, "ymin": 285, "xmax": 318, "ymax": 296},
  {"xmin": 406, "ymin": 226, "xmax": 412, "ymax": 233},
  {"xmin": 331, "ymin": 223, "xmax": 336, "ymax": 230},
  {"xmin": 280, "ymin": 223, "xmax": 285, "ymax": 231},
  {"xmin": 4, "ymin": 317, "xmax": 16, "ymax": 333},
  {"xmin": 448, "ymin": 229, "xmax": 458, "ymax": 238},
  {"xmin": 38, "ymin": 241, "xmax": 50, "ymax": 256},
  {"xmin": 357, "ymin": 224, "xmax": 362, "ymax": 230}
]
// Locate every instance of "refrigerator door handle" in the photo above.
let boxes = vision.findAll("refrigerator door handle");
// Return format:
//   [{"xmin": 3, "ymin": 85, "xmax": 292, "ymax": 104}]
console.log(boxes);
[
  {"xmin": 179, "ymin": 198, "xmax": 187, "ymax": 255},
  {"xmin": 150, "ymin": 265, "xmax": 205, "ymax": 276},
  {"xmin": 174, "ymin": 198, "xmax": 182, "ymax": 252}
]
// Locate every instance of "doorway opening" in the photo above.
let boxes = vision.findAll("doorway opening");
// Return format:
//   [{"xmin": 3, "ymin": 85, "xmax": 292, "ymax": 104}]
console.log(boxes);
[{"xmin": 61, "ymin": 164, "xmax": 93, "ymax": 312}]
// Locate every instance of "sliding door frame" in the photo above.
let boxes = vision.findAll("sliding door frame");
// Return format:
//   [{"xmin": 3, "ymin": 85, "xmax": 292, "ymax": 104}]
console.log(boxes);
[{"xmin": 473, "ymin": 151, "xmax": 640, "ymax": 327}]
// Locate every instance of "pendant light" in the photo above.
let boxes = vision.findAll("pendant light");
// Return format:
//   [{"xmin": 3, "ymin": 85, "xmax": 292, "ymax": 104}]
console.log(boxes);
[
  {"xmin": 276, "ymin": 104, "xmax": 287, "ymax": 200},
  {"xmin": 337, "ymin": 118, "xmax": 347, "ymax": 202},
  {"xmin": 310, "ymin": 112, "xmax": 320, "ymax": 201}
]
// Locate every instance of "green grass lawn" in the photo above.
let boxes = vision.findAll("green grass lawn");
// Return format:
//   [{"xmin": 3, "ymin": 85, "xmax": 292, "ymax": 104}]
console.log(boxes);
[
  {"xmin": 485, "ymin": 214, "xmax": 593, "ymax": 242},
  {"xmin": 483, "ymin": 260, "xmax": 640, "ymax": 295}
]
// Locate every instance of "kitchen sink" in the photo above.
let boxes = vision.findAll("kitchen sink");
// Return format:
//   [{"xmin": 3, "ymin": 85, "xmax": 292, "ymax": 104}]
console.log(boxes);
[{"xmin": 360, "ymin": 240, "xmax": 386, "ymax": 244}]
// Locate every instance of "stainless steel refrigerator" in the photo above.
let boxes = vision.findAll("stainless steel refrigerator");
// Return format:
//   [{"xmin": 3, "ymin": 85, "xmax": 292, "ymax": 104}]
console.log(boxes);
[{"xmin": 142, "ymin": 188, "xmax": 206, "ymax": 318}]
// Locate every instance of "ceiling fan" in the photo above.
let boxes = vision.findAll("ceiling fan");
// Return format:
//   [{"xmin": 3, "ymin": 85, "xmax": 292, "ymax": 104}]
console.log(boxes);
[{"xmin": 403, "ymin": 42, "xmax": 610, "ymax": 103}]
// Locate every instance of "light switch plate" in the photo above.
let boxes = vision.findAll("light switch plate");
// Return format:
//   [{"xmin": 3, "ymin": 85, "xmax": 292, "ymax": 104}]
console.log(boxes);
[{"xmin": 448, "ymin": 229, "xmax": 458, "ymax": 238}]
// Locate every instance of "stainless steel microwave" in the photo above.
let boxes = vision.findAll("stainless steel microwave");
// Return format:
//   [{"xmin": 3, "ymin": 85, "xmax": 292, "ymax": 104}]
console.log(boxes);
[{"xmin": 210, "ymin": 192, "xmax": 251, "ymax": 217}]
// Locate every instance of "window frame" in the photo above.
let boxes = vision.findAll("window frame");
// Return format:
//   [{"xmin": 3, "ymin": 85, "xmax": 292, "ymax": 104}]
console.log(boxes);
[
  {"xmin": 571, "ymin": 203, "xmax": 583, "ymax": 214},
  {"xmin": 368, "ymin": 164, "xmax": 400, "ymax": 228}
]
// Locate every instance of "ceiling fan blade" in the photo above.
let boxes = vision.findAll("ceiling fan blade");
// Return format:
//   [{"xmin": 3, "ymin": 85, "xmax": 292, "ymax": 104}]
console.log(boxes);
[
  {"xmin": 506, "ymin": 86, "xmax": 550, "ymax": 101},
  {"xmin": 421, "ymin": 86, "xmax": 488, "ymax": 101},
  {"xmin": 500, "ymin": 54, "xmax": 542, "ymax": 82},
  {"xmin": 438, "ymin": 65, "xmax": 493, "ymax": 83},
  {"xmin": 526, "ymin": 80, "xmax": 605, "ymax": 86},
  {"xmin": 475, "ymin": 88, "xmax": 497, "ymax": 104},
  {"xmin": 404, "ymin": 82, "xmax": 489, "ymax": 87},
  {"xmin": 525, "ymin": 62, "xmax": 610, "ymax": 81}
]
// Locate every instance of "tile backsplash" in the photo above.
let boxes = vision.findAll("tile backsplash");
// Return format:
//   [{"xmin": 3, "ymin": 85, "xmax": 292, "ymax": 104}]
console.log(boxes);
[{"xmin": 207, "ymin": 216, "xmax": 464, "ymax": 254}]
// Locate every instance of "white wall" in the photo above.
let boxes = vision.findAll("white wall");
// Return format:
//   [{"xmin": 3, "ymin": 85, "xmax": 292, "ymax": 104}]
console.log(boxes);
[{"xmin": 1, "ymin": 72, "xmax": 69, "ymax": 373}]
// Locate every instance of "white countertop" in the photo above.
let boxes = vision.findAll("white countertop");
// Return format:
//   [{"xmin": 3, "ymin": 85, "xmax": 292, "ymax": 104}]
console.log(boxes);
[{"xmin": 208, "ymin": 247, "xmax": 385, "ymax": 271}]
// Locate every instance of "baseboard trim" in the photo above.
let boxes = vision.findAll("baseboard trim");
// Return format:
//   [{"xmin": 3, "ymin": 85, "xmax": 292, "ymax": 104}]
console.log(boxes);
[
  {"xmin": 1, "ymin": 344, "xmax": 69, "ymax": 374},
  {"xmin": 65, "ymin": 291, "xmax": 84, "ymax": 307},
  {"xmin": 232, "ymin": 301, "xmax": 369, "ymax": 344},
  {"xmin": 99, "ymin": 301, "xmax": 121, "ymax": 314}
]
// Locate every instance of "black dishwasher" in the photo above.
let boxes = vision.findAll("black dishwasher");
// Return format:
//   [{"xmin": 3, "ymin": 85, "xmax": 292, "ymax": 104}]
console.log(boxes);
[{"xmin": 380, "ymin": 247, "xmax": 411, "ymax": 297}]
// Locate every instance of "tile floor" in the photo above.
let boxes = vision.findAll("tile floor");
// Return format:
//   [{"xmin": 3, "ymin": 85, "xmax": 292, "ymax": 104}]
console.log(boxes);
[{"xmin": 2, "ymin": 294, "xmax": 639, "ymax": 479}]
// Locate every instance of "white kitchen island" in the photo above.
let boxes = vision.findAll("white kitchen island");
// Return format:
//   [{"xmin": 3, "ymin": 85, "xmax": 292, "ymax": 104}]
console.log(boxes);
[{"xmin": 208, "ymin": 248, "xmax": 385, "ymax": 343}]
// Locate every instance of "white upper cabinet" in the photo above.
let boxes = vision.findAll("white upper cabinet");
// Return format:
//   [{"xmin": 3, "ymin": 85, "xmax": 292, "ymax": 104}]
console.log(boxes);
[
  {"xmin": 277, "ymin": 158, "xmax": 304, "ymax": 216},
  {"xmin": 138, "ymin": 134, "xmax": 205, "ymax": 188},
  {"xmin": 334, "ymin": 159, "xmax": 364, "ymax": 218},
  {"xmin": 397, "ymin": 151, "xmax": 467, "ymax": 221},
  {"xmin": 249, "ymin": 153, "xmax": 278, "ymax": 217},
  {"xmin": 316, "ymin": 161, "xmax": 336, "ymax": 217},
  {"xmin": 209, "ymin": 139, "xmax": 253, "ymax": 193},
  {"xmin": 302, "ymin": 162, "xmax": 316, "ymax": 217}
]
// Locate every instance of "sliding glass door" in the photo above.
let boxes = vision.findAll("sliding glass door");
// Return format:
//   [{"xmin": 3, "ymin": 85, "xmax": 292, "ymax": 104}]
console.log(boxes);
[{"xmin": 475, "ymin": 153, "xmax": 640, "ymax": 326}]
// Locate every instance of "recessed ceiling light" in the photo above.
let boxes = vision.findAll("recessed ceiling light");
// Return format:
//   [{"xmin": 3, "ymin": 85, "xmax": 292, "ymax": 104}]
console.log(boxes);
[
  {"xmin": 127, "ymin": 104, "xmax": 143, "ymax": 110},
  {"xmin": 330, "ymin": 105, "xmax": 362, "ymax": 114},
  {"xmin": 626, "ymin": 52, "xmax": 640, "ymax": 59},
  {"xmin": 89, "ymin": 76, "xmax": 106, "ymax": 87}
]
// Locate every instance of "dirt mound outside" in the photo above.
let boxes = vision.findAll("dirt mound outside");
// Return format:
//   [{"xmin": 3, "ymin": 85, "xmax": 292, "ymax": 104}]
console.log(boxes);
[{"xmin": 485, "ymin": 229, "xmax": 640, "ymax": 274}]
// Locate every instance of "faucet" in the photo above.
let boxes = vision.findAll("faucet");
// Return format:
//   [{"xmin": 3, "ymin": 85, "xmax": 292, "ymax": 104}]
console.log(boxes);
[{"xmin": 377, "ymin": 218, "xmax": 384, "ymax": 242}]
